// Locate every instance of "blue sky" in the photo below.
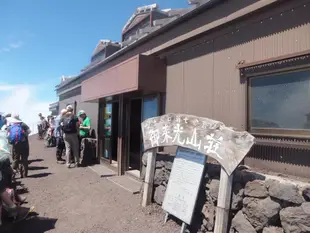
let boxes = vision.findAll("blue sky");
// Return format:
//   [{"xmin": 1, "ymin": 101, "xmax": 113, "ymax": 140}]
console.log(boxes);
[{"xmin": 0, "ymin": 0, "xmax": 188, "ymax": 128}]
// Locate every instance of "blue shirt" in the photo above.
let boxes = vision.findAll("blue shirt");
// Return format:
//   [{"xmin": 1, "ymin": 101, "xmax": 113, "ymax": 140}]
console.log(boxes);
[{"xmin": 0, "ymin": 116, "xmax": 3, "ymax": 129}]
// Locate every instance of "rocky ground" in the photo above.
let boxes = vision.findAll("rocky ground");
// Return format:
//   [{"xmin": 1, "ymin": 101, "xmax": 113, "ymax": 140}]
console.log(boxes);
[
  {"xmin": 1, "ymin": 136, "xmax": 180, "ymax": 233},
  {"xmin": 148, "ymin": 154, "xmax": 310, "ymax": 233}
]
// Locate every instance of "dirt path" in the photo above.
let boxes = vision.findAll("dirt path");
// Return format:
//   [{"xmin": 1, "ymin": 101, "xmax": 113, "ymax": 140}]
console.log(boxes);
[{"xmin": 2, "ymin": 136, "xmax": 180, "ymax": 233}]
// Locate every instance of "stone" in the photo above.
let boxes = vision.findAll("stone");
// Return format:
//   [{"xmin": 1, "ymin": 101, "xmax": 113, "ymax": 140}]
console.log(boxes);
[
  {"xmin": 231, "ymin": 183, "xmax": 244, "ymax": 211},
  {"xmin": 262, "ymin": 226, "xmax": 284, "ymax": 233},
  {"xmin": 245, "ymin": 180, "xmax": 268, "ymax": 198},
  {"xmin": 155, "ymin": 160, "xmax": 165, "ymax": 169},
  {"xmin": 266, "ymin": 179, "xmax": 304, "ymax": 204},
  {"xmin": 280, "ymin": 202, "xmax": 310, "ymax": 233},
  {"xmin": 153, "ymin": 185, "xmax": 166, "ymax": 205},
  {"xmin": 154, "ymin": 168, "xmax": 169, "ymax": 186},
  {"xmin": 302, "ymin": 187, "xmax": 310, "ymax": 202},
  {"xmin": 241, "ymin": 170, "xmax": 266, "ymax": 185},
  {"xmin": 165, "ymin": 161, "xmax": 173, "ymax": 170},
  {"xmin": 229, "ymin": 210, "xmax": 256, "ymax": 233},
  {"xmin": 242, "ymin": 197, "xmax": 281, "ymax": 231},
  {"xmin": 202, "ymin": 200, "xmax": 215, "ymax": 231},
  {"xmin": 206, "ymin": 179, "xmax": 220, "ymax": 202},
  {"xmin": 206, "ymin": 163, "xmax": 221, "ymax": 179}
]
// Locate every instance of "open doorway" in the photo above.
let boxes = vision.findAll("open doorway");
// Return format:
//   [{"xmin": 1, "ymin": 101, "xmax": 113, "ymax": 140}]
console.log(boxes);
[{"xmin": 129, "ymin": 98, "xmax": 142, "ymax": 171}]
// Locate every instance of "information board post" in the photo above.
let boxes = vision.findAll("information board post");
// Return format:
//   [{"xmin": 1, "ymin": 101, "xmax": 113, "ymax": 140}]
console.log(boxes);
[
  {"xmin": 142, "ymin": 149, "xmax": 157, "ymax": 207},
  {"xmin": 214, "ymin": 167, "xmax": 234, "ymax": 233}
]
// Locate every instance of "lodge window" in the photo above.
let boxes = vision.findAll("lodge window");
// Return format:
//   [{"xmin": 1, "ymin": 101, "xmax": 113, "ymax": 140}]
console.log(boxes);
[{"xmin": 248, "ymin": 68, "xmax": 310, "ymax": 137}]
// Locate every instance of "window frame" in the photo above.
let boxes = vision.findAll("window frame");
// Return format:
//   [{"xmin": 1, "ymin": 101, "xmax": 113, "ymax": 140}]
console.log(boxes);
[{"xmin": 246, "ymin": 63, "xmax": 310, "ymax": 139}]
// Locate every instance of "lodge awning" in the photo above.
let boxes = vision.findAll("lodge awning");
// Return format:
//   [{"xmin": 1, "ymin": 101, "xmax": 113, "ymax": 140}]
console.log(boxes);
[{"xmin": 81, "ymin": 54, "xmax": 166, "ymax": 102}]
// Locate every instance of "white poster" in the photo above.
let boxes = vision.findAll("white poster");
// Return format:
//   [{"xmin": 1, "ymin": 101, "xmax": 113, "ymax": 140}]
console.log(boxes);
[{"xmin": 162, "ymin": 147, "xmax": 207, "ymax": 225}]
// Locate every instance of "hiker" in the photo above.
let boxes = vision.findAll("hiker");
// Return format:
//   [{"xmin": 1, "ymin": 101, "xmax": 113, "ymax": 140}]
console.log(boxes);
[
  {"xmin": 1, "ymin": 114, "xmax": 12, "ymax": 131},
  {"xmin": 40, "ymin": 116, "xmax": 49, "ymax": 138},
  {"xmin": 0, "ymin": 129, "xmax": 27, "ymax": 226},
  {"xmin": 0, "ymin": 113, "xmax": 3, "ymax": 129},
  {"xmin": 78, "ymin": 110, "xmax": 91, "ymax": 144},
  {"xmin": 55, "ymin": 109, "xmax": 67, "ymax": 162},
  {"xmin": 7, "ymin": 114, "xmax": 31, "ymax": 178},
  {"xmin": 44, "ymin": 116, "xmax": 56, "ymax": 148},
  {"xmin": 60, "ymin": 105, "xmax": 80, "ymax": 168}
]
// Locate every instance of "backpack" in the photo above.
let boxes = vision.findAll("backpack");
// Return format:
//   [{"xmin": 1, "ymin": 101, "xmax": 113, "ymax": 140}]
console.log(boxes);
[
  {"xmin": 62, "ymin": 115, "xmax": 77, "ymax": 134},
  {"xmin": 8, "ymin": 123, "xmax": 25, "ymax": 144}
]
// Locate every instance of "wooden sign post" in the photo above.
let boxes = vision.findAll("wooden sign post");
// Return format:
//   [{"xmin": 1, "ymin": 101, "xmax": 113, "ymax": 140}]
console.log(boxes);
[{"xmin": 141, "ymin": 114, "xmax": 255, "ymax": 233}]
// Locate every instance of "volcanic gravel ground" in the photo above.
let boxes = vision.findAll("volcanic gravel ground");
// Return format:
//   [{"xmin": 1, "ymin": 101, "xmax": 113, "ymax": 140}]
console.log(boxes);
[{"xmin": 1, "ymin": 136, "xmax": 180, "ymax": 233}]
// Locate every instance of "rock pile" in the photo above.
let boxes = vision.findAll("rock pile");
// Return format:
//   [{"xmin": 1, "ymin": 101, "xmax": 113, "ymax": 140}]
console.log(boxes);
[{"xmin": 143, "ymin": 154, "xmax": 310, "ymax": 233}]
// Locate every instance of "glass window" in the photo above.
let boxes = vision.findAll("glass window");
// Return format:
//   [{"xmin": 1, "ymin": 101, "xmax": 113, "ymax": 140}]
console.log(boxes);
[
  {"xmin": 103, "ymin": 103, "xmax": 112, "ymax": 159},
  {"xmin": 142, "ymin": 96, "xmax": 158, "ymax": 121},
  {"xmin": 249, "ymin": 69, "xmax": 310, "ymax": 131},
  {"xmin": 104, "ymin": 103, "xmax": 112, "ymax": 137},
  {"xmin": 142, "ymin": 96, "xmax": 158, "ymax": 152}
]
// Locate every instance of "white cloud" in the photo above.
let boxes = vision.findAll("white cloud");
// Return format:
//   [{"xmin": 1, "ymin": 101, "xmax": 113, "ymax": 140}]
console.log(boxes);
[
  {"xmin": 0, "ymin": 84, "xmax": 16, "ymax": 91},
  {"xmin": 0, "ymin": 48, "xmax": 10, "ymax": 52},
  {"xmin": 9, "ymin": 41, "xmax": 24, "ymax": 49},
  {"xmin": 0, "ymin": 41, "xmax": 24, "ymax": 53},
  {"xmin": 0, "ymin": 84, "xmax": 51, "ymax": 135}
]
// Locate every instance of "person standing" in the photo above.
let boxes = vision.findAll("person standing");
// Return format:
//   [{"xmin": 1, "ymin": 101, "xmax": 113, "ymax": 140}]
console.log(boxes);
[
  {"xmin": 7, "ymin": 113, "xmax": 31, "ymax": 178},
  {"xmin": 55, "ymin": 109, "xmax": 67, "ymax": 162},
  {"xmin": 60, "ymin": 105, "xmax": 80, "ymax": 168},
  {"xmin": 78, "ymin": 110, "xmax": 91, "ymax": 140},
  {"xmin": 0, "ymin": 113, "xmax": 3, "ymax": 129}
]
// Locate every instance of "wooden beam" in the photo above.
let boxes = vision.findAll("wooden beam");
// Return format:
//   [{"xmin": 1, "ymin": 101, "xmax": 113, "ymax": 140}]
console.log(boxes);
[
  {"xmin": 142, "ymin": 149, "xmax": 157, "ymax": 207},
  {"xmin": 214, "ymin": 167, "xmax": 234, "ymax": 233}
]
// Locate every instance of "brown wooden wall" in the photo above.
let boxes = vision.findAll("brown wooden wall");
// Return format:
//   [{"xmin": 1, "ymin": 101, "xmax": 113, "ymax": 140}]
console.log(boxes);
[
  {"xmin": 164, "ymin": 0, "xmax": 310, "ymax": 130},
  {"xmin": 163, "ymin": 0, "xmax": 310, "ymax": 177}
]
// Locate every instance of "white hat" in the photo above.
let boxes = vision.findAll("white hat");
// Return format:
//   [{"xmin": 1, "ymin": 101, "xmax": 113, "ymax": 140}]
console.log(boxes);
[
  {"xmin": 78, "ymin": 110, "xmax": 86, "ymax": 116},
  {"xmin": 6, "ymin": 117, "xmax": 22, "ymax": 124},
  {"xmin": 11, "ymin": 112, "xmax": 20, "ymax": 120},
  {"xmin": 66, "ymin": 105, "xmax": 73, "ymax": 111}
]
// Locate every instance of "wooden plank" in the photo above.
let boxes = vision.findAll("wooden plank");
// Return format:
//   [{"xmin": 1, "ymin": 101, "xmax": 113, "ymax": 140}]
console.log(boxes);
[
  {"xmin": 142, "ymin": 149, "xmax": 157, "ymax": 207},
  {"xmin": 214, "ymin": 168, "xmax": 234, "ymax": 233},
  {"xmin": 141, "ymin": 114, "xmax": 255, "ymax": 176}
]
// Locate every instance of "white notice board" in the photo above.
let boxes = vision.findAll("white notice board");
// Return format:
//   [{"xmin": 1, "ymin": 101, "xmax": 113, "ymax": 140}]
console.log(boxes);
[{"xmin": 162, "ymin": 147, "xmax": 207, "ymax": 225}]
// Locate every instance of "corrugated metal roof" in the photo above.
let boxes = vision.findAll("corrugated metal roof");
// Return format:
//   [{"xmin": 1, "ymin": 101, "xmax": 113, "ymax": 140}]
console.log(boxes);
[{"xmin": 60, "ymin": 0, "xmax": 224, "ymax": 89}]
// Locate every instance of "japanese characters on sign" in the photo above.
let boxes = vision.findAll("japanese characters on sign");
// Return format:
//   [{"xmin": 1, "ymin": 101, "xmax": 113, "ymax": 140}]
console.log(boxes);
[{"xmin": 141, "ymin": 114, "xmax": 255, "ymax": 175}]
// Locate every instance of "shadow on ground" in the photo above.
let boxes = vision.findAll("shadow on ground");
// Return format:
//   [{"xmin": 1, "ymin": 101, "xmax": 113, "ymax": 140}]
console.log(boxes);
[
  {"xmin": 27, "ymin": 173, "xmax": 53, "ymax": 178},
  {"xmin": 28, "ymin": 159, "xmax": 44, "ymax": 164},
  {"xmin": 28, "ymin": 166, "xmax": 49, "ymax": 171},
  {"xmin": 1, "ymin": 216, "xmax": 57, "ymax": 233}
]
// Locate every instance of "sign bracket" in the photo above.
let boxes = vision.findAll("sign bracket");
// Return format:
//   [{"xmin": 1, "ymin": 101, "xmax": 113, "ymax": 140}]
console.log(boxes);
[{"xmin": 164, "ymin": 212, "xmax": 188, "ymax": 233}]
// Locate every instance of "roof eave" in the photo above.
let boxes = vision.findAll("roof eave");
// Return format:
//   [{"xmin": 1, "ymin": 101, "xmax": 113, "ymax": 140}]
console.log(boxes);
[{"xmin": 63, "ymin": 0, "xmax": 226, "ymax": 88}]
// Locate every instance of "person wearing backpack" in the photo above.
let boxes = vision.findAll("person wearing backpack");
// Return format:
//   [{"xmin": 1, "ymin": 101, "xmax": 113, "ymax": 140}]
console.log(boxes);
[
  {"xmin": 55, "ymin": 109, "xmax": 67, "ymax": 162},
  {"xmin": 60, "ymin": 105, "xmax": 80, "ymax": 168},
  {"xmin": 7, "ymin": 114, "xmax": 31, "ymax": 178}
]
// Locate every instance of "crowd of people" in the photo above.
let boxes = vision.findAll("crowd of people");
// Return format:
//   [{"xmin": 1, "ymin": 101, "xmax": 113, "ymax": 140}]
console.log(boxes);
[
  {"xmin": 0, "ymin": 113, "xmax": 31, "ymax": 225},
  {"xmin": 37, "ymin": 105, "xmax": 93, "ymax": 168},
  {"xmin": 0, "ymin": 106, "xmax": 93, "ymax": 226}
]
